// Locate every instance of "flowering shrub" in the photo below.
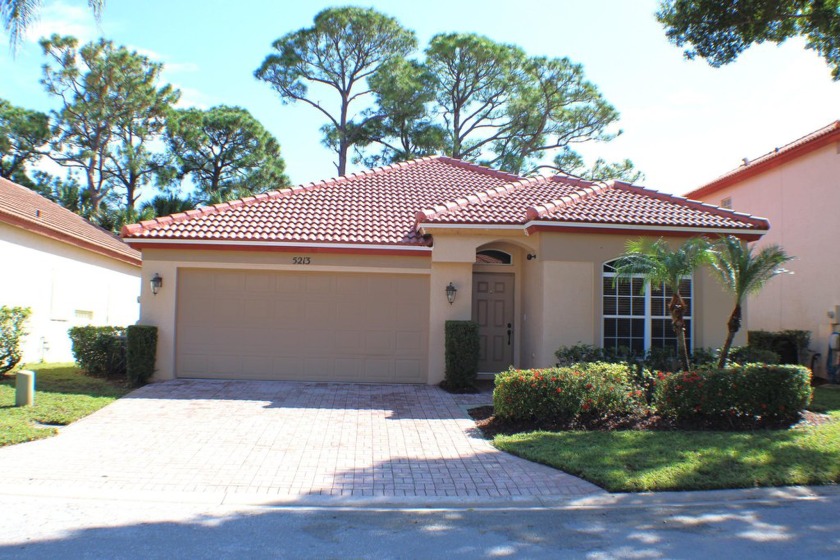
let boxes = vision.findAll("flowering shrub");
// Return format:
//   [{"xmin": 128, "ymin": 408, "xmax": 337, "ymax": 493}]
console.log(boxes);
[
  {"xmin": 654, "ymin": 364, "xmax": 812, "ymax": 426},
  {"xmin": 493, "ymin": 362, "xmax": 642, "ymax": 422}
]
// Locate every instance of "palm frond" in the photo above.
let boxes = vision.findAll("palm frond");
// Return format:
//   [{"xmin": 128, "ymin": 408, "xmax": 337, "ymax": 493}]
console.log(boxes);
[
  {"xmin": 708, "ymin": 235, "xmax": 793, "ymax": 301},
  {"xmin": 613, "ymin": 236, "xmax": 711, "ymax": 293}
]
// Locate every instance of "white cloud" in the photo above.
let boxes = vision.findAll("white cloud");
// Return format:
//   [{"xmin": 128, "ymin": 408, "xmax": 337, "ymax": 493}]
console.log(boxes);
[
  {"xmin": 128, "ymin": 45, "xmax": 200, "ymax": 75},
  {"xmin": 174, "ymin": 85, "xmax": 214, "ymax": 109},
  {"xmin": 23, "ymin": 0, "xmax": 100, "ymax": 44}
]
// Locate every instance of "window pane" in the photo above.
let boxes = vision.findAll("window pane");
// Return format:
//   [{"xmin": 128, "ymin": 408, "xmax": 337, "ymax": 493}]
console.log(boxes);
[
  {"xmin": 604, "ymin": 297, "xmax": 616, "ymax": 315},
  {"xmin": 603, "ymin": 278, "xmax": 616, "ymax": 295},
  {"xmin": 618, "ymin": 297, "xmax": 632, "ymax": 315},
  {"xmin": 632, "ymin": 296, "xmax": 644, "ymax": 316},
  {"xmin": 617, "ymin": 319, "xmax": 631, "ymax": 337},
  {"xmin": 651, "ymin": 297, "xmax": 664, "ymax": 316}
]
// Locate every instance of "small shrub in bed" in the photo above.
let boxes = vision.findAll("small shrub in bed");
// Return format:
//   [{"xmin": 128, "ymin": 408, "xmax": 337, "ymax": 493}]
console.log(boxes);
[
  {"xmin": 68, "ymin": 326, "xmax": 126, "ymax": 378},
  {"xmin": 126, "ymin": 325, "xmax": 157, "ymax": 387},
  {"xmin": 493, "ymin": 362, "xmax": 642, "ymax": 424},
  {"xmin": 443, "ymin": 320, "xmax": 480, "ymax": 391},
  {"xmin": 0, "ymin": 306, "xmax": 31, "ymax": 375},
  {"xmin": 654, "ymin": 364, "xmax": 812, "ymax": 428},
  {"xmin": 554, "ymin": 343, "xmax": 635, "ymax": 366}
]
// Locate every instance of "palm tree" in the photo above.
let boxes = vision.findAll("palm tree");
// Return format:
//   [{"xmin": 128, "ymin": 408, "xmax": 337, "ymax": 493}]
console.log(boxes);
[
  {"xmin": 140, "ymin": 193, "xmax": 196, "ymax": 217},
  {"xmin": 2, "ymin": 0, "xmax": 102, "ymax": 49},
  {"xmin": 707, "ymin": 235, "xmax": 792, "ymax": 368},
  {"xmin": 613, "ymin": 237, "xmax": 712, "ymax": 371}
]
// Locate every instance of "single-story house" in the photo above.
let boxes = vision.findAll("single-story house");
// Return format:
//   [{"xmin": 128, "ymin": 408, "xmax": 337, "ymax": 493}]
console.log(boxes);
[
  {"xmin": 122, "ymin": 156, "xmax": 768, "ymax": 384},
  {"xmin": 0, "ymin": 176, "xmax": 141, "ymax": 363},
  {"xmin": 686, "ymin": 121, "xmax": 840, "ymax": 378}
]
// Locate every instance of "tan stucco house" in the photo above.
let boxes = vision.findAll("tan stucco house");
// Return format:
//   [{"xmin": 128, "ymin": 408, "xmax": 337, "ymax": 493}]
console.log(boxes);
[
  {"xmin": 0, "ymin": 177, "xmax": 141, "ymax": 363},
  {"xmin": 122, "ymin": 157, "xmax": 767, "ymax": 384},
  {"xmin": 686, "ymin": 121, "xmax": 840, "ymax": 378}
]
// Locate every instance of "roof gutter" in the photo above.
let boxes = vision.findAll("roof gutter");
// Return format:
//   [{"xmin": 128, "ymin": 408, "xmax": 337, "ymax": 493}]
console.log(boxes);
[
  {"xmin": 123, "ymin": 238, "xmax": 432, "ymax": 256},
  {"xmin": 1, "ymin": 210, "xmax": 141, "ymax": 267},
  {"xmin": 524, "ymin": 220, "xmax": 767, "ymax": 240}
]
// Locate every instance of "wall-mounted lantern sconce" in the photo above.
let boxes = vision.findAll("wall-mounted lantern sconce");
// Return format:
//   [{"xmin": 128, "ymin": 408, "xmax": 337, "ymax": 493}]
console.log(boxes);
[
  {"xmin": 150, "ymin": 273, "xmax": 163, "ymax": 296},
  {"xmin": 526, "ymin": 253, "xmax": 537, "ymax": 260},
  {"xmin": 445, "ymin": 282, "xmax": 457, "ymax": 305}
]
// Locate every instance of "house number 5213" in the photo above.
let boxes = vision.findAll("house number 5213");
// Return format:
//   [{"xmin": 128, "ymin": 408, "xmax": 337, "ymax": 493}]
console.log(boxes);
[{"xmin": 292, "ymin": 256, "xmax": 311, "ymax": 265}]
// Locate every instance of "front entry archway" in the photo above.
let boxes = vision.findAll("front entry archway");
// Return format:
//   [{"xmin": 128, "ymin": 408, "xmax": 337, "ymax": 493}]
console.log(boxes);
[{"xmin": 472, "ymin": 272, "xmax": 515, "ymax": 373}]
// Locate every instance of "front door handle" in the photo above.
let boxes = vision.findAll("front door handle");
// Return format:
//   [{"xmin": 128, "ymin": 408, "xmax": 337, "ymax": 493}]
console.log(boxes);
[{"xmin": 507, "ymin": 323, "xmax": 512, "ymax": 345}]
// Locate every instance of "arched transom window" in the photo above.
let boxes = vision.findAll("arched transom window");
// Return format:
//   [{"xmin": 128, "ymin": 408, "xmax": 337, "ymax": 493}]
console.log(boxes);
[
  {"xmin": 601, "ymin": 260, "xmax": 693, "ymax": 354},
  {"xmin": 475, "ymin": 249, "xmax": 512, "ymax": 265}
]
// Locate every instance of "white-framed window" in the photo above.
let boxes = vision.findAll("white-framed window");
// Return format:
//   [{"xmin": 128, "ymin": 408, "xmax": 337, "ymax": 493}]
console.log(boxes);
[{"xmin": 602, "ymin": 260, "xmax": 693, "ymax": 354}]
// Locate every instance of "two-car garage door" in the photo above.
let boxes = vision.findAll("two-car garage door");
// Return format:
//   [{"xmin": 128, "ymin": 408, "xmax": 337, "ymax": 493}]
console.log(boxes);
[{"xmin": 175, "ymin": 269, "xmax": 430, "ymax": 383}]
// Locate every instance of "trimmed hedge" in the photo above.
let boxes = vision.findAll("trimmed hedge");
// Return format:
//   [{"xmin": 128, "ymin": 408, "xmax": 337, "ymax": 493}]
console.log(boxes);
[
  {"xmin": 444, "ymin": 320, "xmax": 480, "ymax": 390},
  {"xmin": 554, "ymin": 343, "xmax": 634, "ymax": 366},
  {"xmin": 748, "ymin": 330, "xmax": 811, "ymax": 364},
  {"xmin": 494, "ymin": 363, "xmax": 642, "ymax": 422},
  {"xmin": 68, "ymin": 326, "xmax": 126, "ymax": 378},
  {"xmin": 0, "ymin": 306, "xmax": 31, "ymax": 375},
  {"xmin": 655, "ymin": 364, "xmax": 812, "ymax": 427},
  {"xmin": 126, "ymin": 325, "xmax": 157, "ymax": 387}
]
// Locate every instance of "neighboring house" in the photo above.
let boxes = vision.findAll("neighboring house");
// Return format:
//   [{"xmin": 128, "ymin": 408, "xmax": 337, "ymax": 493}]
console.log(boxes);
[
  {"xmin": 686, "ymin": 121, "xmax": 840, "ymax": 378},
  {"xmin": 122, "ymin": 156, "xmax": 767, "ymax": 384},
  {"xmin": 0, "ymin": 177, "xmax": 141, "ymax": 363}
]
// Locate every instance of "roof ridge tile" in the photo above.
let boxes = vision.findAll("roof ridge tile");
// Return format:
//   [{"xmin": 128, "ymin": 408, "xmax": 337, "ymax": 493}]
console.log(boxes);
[
  {"xmin": 415, "ymin": 174, "xmax": 544, "ymax": 224},
  {"xmin": 525, "ymin": 179, "xmax": 613, "ymax": 220}
]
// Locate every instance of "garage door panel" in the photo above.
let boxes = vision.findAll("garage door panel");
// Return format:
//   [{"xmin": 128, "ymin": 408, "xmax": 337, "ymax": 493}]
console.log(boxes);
[
  {"xmin": 244, "ymin": 273, "xmax": 273, "ymax": 293},
  {"xmin": 306, "ymin": 274, "xmax": 332, "ymax": 294},
  {"xmin": 364, "ymin": 331, "xmax": 394, "ymax": 354},
  {"xmin": 364, "ymin": 358, "xmax": 395, "ymax": 381},
  {"xmin": 273, "ymin": 357, "xmax": 304, "ymax": 378},
  {"xmin": 395, "ymin": 331, "xmax": 422, "ymax": 353},
  {"xmin": 335, "ymin": 275, "xmax": 366, "ymax": 295},
  {"xmin": 276, "ymin": 274, "xmax": 305, "ymax": 292},
  {"xmin": 395, "ymin": 359, "xmax": 424, "ymax": 382},
  {"xmin": 335, "ymin": 330, "xmax": 363, "ymax": 352},
  {"xmin": 214, "ymin": 271, "xmax": 246, "ymax": 292},
  {"xmin": 334, "ymin": 358, "xmax": 363, "ymax": 380},
  {"xmin": 242, "ymin": 300, "xmax": 273, "ymax": 325},
  {"xmin": 305, "ymin": 300, "xmax": 332, "ymax": 323},
  {"xmin": 177, "ymin": 269, "xmax": 429, "ymax": 382}
]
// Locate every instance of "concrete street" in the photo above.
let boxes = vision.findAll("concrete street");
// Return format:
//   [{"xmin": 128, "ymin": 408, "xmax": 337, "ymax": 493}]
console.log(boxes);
[{"xmin": 1, "ymin": 487, "xmax": 839, "ymax": 559}]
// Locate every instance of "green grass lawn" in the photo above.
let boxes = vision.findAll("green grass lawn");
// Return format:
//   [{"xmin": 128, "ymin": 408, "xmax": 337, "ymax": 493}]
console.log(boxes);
[
  {"xmin": 494, "ymin": 386, "xmax": 840, "ymax": 492},
  {"xmin": 0, "ymin": 363, "xmax": 130, "ymax": 447}
]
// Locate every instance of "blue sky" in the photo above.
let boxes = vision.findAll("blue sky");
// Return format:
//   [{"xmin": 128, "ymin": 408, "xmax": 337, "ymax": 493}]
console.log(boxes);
[{"xmin": 1, "ymin": 0, "xmax": 838, "ymax": 196}]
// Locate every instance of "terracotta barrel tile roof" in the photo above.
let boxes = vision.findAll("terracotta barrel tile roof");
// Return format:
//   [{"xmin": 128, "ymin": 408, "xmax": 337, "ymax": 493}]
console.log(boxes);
[
  {"xmin": 122, "ymin": 157, "xmax": 517, "ymax": 246},
  {"xmin": 0, "ymin": 176, "xmax": 141, "ymax": 266},
  {"xmin": 122, "ymin": 156, "xmax": 768, "ymax": 249}
]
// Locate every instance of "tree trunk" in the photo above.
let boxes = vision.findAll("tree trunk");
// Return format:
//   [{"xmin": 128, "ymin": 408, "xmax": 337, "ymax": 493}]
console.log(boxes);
[
  {"xmin": 717, "ymin": 303, "xmax": 742, "ymax": 368},
  {"xmin": 337, "ymin": 94, "xmax": 349, "ymax": 176},
  {"xmin": 669, "ymin": 293, "xmax": 690, "ymax": 371}
]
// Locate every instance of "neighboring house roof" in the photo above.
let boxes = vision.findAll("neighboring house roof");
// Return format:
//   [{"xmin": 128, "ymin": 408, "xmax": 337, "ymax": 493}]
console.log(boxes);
[
  {"xmin": 0, "ymin": 176, "xmax": 141, "ymax": 267},
  {"xmin": 686, "ymin": 120, "xmax": 840, "ymax": 200},
  {"xmin": 122, "ymin": 156, "xmax": 769, "ymax": 252}
]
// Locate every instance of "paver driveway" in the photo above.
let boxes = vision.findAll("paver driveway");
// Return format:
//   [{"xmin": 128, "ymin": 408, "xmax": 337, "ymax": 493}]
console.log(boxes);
[{"xmin": 0, "ymin": 380, "xmax": 602, "ymax": 501}]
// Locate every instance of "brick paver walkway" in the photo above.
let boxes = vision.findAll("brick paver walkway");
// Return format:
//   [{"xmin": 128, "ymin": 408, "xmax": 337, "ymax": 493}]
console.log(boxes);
[{"xmin": 0, "ymin": 380, "xmax": 602, "ymax": 500}]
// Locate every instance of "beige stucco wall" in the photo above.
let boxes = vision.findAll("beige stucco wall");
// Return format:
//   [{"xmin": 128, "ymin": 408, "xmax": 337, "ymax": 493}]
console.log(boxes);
[
  {"xmin": 139, "ymin": 248, "xmax": 433, "ymax": 381},
  {"xmin": 140, "ymin": 229, "xmax": 741, "ymax": 384},
  {"xmin": 426, "ymin": 229, "xmax": 738, "ymax": 380},
  {"xmin": 0, "ymin": 222, "xmax": 140, "ymax": 363},
  {"xmin": 692, "ymin": 141, "xmax": 840, "ymax": 375}
]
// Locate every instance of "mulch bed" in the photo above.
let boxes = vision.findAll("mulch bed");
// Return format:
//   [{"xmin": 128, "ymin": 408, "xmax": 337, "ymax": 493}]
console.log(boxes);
[{"xmin": 468, "ymin": 405, "xmax": 833, "ymax": 438}]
